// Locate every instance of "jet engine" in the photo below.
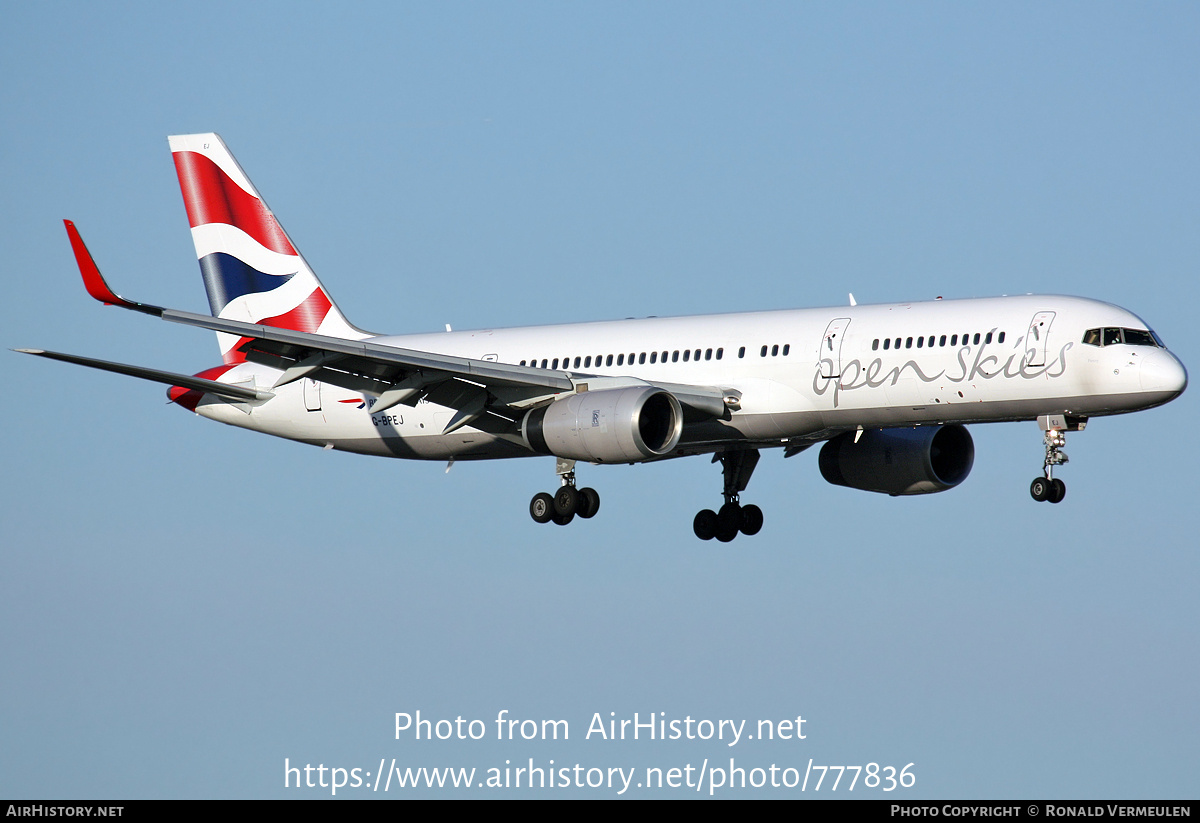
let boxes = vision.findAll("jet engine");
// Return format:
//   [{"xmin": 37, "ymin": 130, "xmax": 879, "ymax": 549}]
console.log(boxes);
[
  {"xmin": 522, "ymin": 387, "xmax": 683, "ymax": 463},
  {"xmin": 818, "ymin": 424, "xmax": 974, "ymax": 495}
]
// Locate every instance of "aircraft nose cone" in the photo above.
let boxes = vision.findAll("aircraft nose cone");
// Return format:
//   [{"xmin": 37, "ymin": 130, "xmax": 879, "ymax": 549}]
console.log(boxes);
[{"xmin": 1140, "ymin": 351, "xmax": 1188, "ymax": 397}]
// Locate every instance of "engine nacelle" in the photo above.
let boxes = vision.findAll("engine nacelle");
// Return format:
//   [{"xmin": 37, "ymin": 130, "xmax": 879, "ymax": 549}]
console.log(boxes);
[
  {"xmin": 818, "ymin": 424, "xmax": 974, "ymax": 495},
  {"xmin": 522, "ymin": 387, "xmax": 683, "ymax": 463}
]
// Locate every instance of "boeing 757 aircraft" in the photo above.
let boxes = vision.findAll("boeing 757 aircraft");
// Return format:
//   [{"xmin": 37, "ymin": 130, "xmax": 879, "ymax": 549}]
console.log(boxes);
[{"xmin": 19, "ymin": 134, "xmax": 1188, "ymax": 541}]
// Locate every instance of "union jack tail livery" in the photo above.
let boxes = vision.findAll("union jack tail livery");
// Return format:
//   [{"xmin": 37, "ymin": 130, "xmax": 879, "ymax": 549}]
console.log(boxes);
[{"xmin": 168, "ymin": 133, "xmax": 366, "ymax": 363}]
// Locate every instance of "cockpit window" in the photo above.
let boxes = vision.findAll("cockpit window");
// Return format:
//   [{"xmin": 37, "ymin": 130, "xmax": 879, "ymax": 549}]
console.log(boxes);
[
  {"xmin": 1122, "ymin": 328, "xmax": 1157, "ymax": 347},
  {"xmin": 1083, "ymin": 327, "xmax": 1162, "ymax": 348}
]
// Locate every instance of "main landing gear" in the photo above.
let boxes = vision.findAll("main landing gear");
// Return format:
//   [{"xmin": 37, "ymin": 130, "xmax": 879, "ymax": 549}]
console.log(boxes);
[
  {"xmin": 529, "ymin": 458, "xmax": 600, "ymax": 526},
  {"xmin": 1029, "ymin": 414, "xmax": 1085, "ymax": 504},
  {"xmin": 693, "ymin": 449, "xmax": 764, "ymax": 542}
]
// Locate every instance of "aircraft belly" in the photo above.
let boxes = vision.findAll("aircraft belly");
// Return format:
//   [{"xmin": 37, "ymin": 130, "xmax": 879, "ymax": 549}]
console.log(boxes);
[
  {"xmin": 677, "ymin": 411, "xmax": 822, "ymax": 446},
  {"xmin": 321, "ymin": 433, "xmax": 533, "ymax": 460}
]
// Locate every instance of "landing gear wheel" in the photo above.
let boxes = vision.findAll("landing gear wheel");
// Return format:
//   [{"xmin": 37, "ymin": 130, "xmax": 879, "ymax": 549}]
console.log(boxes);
[
  {"xmin": 740, "ymin": 504, "xmax": 763, "ymax": 536},
  {"xmin": 530, "ymin": 492, "xmax": 555, "ymax": 524},
  {"xmin": 693, "ymin": 509, "xmax": 717, "ymax": 541},
  {"xmin": 577, "ymin": 487, "xmax": 600, "ymax": 519},
  {"xmin": 1030, "ymin": 477, "xmax": 1051, "ymax": 502},
  {"xmin": 1049, "ymin": 478, "xmax": 1066, "ymax": 504},
  {"xmin": 554, "ymin": 485, "xmax": 579, "ymax": 517},
  {"xmin": 551, "ymin": 509, "xmax": 575, "ymax": 526},
  {"xmin": 717, "ymin": 501, "xmax": 742, "ymax": 535},
  {"xmin": 693, "ymin": 449, "xmax": 765, "ymax": 541}
]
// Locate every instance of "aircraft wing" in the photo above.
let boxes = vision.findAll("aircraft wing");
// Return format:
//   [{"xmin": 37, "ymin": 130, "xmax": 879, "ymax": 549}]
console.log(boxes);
[{"xmin": 59, "ymin": 221, "xmax": 730, "ymax": 432}]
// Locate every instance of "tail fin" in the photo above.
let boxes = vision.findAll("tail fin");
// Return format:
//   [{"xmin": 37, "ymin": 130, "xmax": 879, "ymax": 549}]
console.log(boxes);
[{"xmin": 168, "ymin": 133, "xmax": 367, "ymax": 364}]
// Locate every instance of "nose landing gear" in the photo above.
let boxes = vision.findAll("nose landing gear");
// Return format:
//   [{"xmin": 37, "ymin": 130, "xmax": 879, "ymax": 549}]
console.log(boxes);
[
  {"xmin": 694, "ymin": 449, "xmax": 764, "ymax": 541},
  {"xmin": 1029, "ymin": 415, "xmax": 1085, "ymax": 504}
]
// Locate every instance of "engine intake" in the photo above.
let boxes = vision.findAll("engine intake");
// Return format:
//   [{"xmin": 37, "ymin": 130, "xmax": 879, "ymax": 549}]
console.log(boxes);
[
  {"xmin": 523, "ymin": 387, "xmax": 683, "ymax": 463},
  {"xmin": 818, "ymin": 424, "xmax": 974, "ymax": 495}
]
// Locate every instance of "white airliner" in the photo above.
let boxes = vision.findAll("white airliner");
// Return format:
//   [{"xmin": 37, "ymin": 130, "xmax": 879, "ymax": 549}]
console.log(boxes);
[{"xmin": 20, "ymin": 134, "xmax": 1188, "ymax": 541}]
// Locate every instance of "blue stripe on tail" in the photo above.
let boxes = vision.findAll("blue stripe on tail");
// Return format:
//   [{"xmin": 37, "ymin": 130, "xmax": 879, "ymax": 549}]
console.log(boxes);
[{"xmin": 198, "ymin": 253, "xmax": 296, "ymax": 315}]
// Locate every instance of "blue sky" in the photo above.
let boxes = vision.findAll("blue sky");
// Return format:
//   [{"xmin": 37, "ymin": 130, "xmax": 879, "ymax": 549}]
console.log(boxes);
[{"xmin": 2, "ymin": 2, "xmax": 1197, "ymax": 798}]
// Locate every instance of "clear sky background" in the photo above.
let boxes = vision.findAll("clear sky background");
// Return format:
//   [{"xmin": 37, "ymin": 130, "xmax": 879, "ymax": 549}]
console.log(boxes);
[{"xmin": 2, "ymin": 2, "xmax": 1197, "ymax": 799}]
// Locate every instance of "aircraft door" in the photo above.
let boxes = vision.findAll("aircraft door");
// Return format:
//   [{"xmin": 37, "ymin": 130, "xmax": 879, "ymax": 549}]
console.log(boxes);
[
  {"xmin": 1024, "ymin": 311, "xmax": 1056, "ymax": 368},
  {"xmin": 819, "ymin": 318, "xmax": 852, "ymax": 379},
  {"xmin": 304, "ymin": 378, "xmax": 322, "ymax": 411}
]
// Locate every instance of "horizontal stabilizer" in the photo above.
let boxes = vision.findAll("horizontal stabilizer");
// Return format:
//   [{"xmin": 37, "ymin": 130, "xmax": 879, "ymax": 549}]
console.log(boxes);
[{"xmin": 14, "ymin": 349, "xmax": 274, "ymax": 403}]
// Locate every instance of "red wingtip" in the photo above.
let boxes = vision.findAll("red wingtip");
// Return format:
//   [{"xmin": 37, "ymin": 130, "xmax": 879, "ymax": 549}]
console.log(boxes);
[{"xmin": 63, "ymin": 219, "xmax": 134, "ymax": 308}]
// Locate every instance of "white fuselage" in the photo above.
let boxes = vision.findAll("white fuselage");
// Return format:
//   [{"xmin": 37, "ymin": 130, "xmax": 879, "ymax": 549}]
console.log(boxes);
[{"xmin": 192, "ymin": 294, "xmax": 1187, "ymax": 461}]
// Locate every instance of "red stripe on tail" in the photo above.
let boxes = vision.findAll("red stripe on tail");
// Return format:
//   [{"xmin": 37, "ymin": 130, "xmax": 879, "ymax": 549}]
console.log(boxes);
[
  {"xmin": 260, "ymin": 288, "xmax": 333, "ymax": 333},
  {"xmin": 219, "ymin": 289, "xmax": 334, "ymax": 365},
  {"xmin": 172, "ymin": 151, "xmax": 297, "ymax": 256}
]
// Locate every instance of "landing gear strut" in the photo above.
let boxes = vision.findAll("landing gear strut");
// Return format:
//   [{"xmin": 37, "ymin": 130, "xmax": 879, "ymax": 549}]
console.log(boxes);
[
  {"xmin": 1029, "ymin": 415, "xmax": 1084, "ymax": 504},
  {"xmin": 529, "ymin": 458, "xmax": 600, "ymax": 526},
  {"xmin": 694, "ymin": 449, "xmax": 764, "ymax": 541}
]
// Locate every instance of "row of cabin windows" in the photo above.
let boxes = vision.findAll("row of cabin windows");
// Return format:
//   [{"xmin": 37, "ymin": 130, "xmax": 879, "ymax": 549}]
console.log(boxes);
[
  {"xmin": 871, "ymin": 331, "xmax": 1006, "ymax": 352},
  {"xmin": 1081, "ymin": 327, "xmax": 1162, "ymax": 347},
  {"xmin": 520, "ymin": 348, "xmax": 724, "ymax": 370},
  {"xmin": 519, "ymin": 341, "xmax": 797, "ymax": 370}
]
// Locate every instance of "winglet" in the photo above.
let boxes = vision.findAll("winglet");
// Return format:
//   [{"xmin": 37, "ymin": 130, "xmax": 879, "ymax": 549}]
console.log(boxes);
[{"xmin": 63, "ymin": 220, "xmax": 163, "ymax": 316}]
